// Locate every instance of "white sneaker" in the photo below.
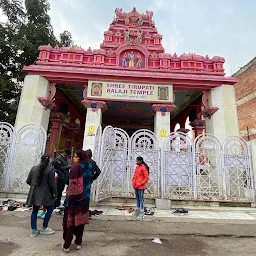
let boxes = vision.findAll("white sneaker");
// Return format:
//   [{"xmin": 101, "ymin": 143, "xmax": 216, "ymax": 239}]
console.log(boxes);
[
  {"xmin": 76, "ymin": 245, "xmax": 81, "ymax": 250},
  {"xmin": 63, "ymin": 248, "xmax": 70, "ymax": 253},
  {"xmin": 30, "ymin": 229, "xmax": 40, "ymax": 237},
  {"xmin": 136, "ymin": 213, "xmax": 145, "ymax": 220},
  {"xmin": 132, "ymin": 209, "xmax": 140, "ymax": 218},
  {"xmin": 40, "ymin": 227, "xmax": 55, "ymax": 235}
]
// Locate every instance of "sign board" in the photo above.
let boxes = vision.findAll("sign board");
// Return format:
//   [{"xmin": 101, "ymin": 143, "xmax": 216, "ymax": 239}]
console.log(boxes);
[
  {"xmin": 87, "ymin": 81, "xmax": 173, "ymax": 103},
  {"xmin": 87, "ymin": 126, "xmax": 96, "ymax": 136},
  {"xmin": 160, "ymin": 129, "xmax": 167, "ymax": 138}
]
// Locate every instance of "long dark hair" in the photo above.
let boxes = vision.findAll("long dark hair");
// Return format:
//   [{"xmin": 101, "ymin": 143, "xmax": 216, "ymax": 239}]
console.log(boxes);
[
  {"xmin": 38, "ymin": 154, "xmax": 50, "ymax": 185},
  {"xmin": 137, "ymin": 156, "xmax": 149, "ymax": 174},
  {"xmin": 76, "ymin": 150, "xmax": 89, "ymax": 164}
]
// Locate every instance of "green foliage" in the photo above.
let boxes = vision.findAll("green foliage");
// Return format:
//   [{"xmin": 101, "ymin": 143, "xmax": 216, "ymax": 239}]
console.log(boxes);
[
  {"xmin": 59, "ymin": 30, "xmax": 73, "ymax": 47},
  {"xmin": 0, "ymin": 0, "xmax": 73, "ymax": 124}
]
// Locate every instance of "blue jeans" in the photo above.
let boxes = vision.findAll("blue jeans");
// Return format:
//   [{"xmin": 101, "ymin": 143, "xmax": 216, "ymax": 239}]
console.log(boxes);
[
  {"xmin": 54, "ymin": 179, "xmax": 65, "ymax": 208},
  {"xmin": 31, "ymin": 205, "xmax": 54, "ymax": 231},
  {"xmin": 135, "ymin": 189, "xmax": 144, "ymax": 212}
]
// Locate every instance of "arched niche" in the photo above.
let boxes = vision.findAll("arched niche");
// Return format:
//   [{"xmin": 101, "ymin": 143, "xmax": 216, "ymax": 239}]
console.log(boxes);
[{"xmin": 116, "ymin": 44, "xmax": 149, "ymax": 68}]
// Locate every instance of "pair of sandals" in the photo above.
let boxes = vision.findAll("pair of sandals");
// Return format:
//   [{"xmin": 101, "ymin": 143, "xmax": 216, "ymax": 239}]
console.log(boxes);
[
  {"xmin": 172, "ymin": 209, "xmax": 189, "ymax": 214},
  {"xmin": 116, "ymin": 206, "xmax": 135, "ymax": 213},
  {"xmin": 89, "ymin": 210, "xmax": 103, "ymax": 217},
  {"xmin": 144, "ymin": 207, "xmax": 155, "ymax": 216}
]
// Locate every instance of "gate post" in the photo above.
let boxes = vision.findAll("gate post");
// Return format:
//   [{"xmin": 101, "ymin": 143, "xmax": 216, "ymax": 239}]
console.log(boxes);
[
  {"xmin": 81, "ymin": 100, "xmax": 106, "ymax": 152},
  {"xmin": 205, "ymin": 85, "xmax": 239, "ymax": 142},
  {"xmin": 152, "ymin": 104, "xmax": 176, "ymax": 146},
  {"xmin": 14, "ymin": 75, "xmax": 51, "ymax": 132},
  {"xmin": 248, "ymin": 139, "xmax": 256, "ymax": 201}
]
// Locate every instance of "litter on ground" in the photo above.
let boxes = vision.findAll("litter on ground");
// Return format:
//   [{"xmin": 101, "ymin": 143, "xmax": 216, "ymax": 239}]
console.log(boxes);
[{"xmin": 152, "ymin": 238, "xmax": 162, "ymax": 244}]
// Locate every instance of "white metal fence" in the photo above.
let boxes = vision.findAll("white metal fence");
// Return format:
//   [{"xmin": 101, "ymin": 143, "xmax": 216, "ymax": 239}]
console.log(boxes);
[
  {"xmin": 0, "ymin": 122, "xmax": 255, "ymax": 203},
  {"xmin": 95, "ymin": 126, "xmax": 255, "ymax": 203},
  {"xmin": 0, "ymin": 122, "xmax": 46, "ymax": 194}
]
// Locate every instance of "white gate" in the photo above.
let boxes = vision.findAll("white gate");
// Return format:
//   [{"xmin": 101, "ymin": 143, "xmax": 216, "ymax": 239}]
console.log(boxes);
[
  {"xmin": 130, "ymin": 130, "xmax": 160, "ymax": 198},
  {"xmin": 194, "ymin": 134, "xmax": 223, "ymax": 200},
  {"xmin": 9, "ymin": 124, "xmax": 46, "ymax": 193},
  {"xmin": 0, "ymin": 122, "xmax": 15, "ymax": 192},
  {"xmin": 96, "ymin": 126, "xmax": 115, "ymax": 201},
  {"xmin": 223, "ymin": 136, "xmax": 254, "ymax": 202},
  {"xmin": 95, "ymin": 127, "xmax": 160, "ymax": 201},
  {"xmin": 91, "ymin": 125, "xmax": 102, "ymax": 201},
  {"xmin": 113, "ymin": 128, "xmax": 130, "ymax": 197},
  {"xmin": 93, "ymin": 125, "xmax": 102, "ymax": 163},
  {"xmin": 162, "ymin": 132, "xmax": 194, "ymax": 199}
]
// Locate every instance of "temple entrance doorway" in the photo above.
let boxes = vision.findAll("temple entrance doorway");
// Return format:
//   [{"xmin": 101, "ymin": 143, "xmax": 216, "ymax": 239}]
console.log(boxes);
[{"xmin": 102, "ymin": 101, "xmax": 154, "ymax": 135}]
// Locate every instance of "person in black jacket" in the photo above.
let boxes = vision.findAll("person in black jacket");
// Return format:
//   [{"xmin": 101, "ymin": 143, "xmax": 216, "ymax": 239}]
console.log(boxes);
[
  {"xmin": 86, "ymin": 149, "xmax": 101, "ymax": 183},
  {"xmin": 26, "ymin": 155, "xmax": 57, "ymax": 237},
  {"xmin": 52, "ymin": 148, "xmax": 71, "ymax": 208}
]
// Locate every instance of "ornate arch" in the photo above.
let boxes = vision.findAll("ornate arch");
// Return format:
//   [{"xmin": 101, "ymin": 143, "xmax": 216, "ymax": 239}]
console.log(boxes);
[
  {"xmin": 116, "ymin": 44, "xmax": 149, "ymax": 68},
  {"xmin": 116, "ymin": 44, "xmax": 149, "ymax": 57}
]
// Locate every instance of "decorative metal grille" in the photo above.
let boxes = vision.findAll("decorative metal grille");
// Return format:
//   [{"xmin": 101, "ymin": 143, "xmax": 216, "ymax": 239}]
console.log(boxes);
[
  {"xmin": 162, "ymin": 132, "xmax": 194, "ymax": 199},
  {"xmin": 95, "ymin": 128, "xmax": 160, "ymax": 201},
  {"xmin": 223, "ymin": 136, "xmax": 254, "ymax": 202},
  {"xmin": 130, "ymin": 130, "xmax": 160, "ymax": 198},
  {"xmin": 0, "ymin": 122, "xmax": 15, "ymax": 192},
  {"xmin": 9, "ymin": 125, "xmax": 46, "ymax": 193},
  {"xmin": 96, "ymin": 125, "xmax": 115, "ymax": 201},
  {"xmin": 93, "ymin": 125, "xmax": 102, "ymax": 164},
  {"xmin": 112, "ymin": 128, "xmax": 130, "ymax": 197},
  {"xmin": 194, "ymin": 134, "xmax": 223, "ymax": 200}
]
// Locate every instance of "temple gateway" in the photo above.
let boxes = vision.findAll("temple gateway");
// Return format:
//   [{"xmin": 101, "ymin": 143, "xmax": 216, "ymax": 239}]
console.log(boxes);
[{"xmin": 2, "ymin": 7, "xmax": 255, "ymax": 205}]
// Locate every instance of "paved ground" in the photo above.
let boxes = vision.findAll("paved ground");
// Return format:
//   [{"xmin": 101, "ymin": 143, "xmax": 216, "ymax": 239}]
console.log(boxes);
[{"xmin": 1, "ymin": 209, "xmax": 256, "ymax": 255}]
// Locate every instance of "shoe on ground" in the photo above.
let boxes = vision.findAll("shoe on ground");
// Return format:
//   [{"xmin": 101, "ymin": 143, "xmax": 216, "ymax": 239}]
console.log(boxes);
[
  {"xmin": 31, "ymin": 229, "xmax": 40, "ymax": 237},
  {"xmin": 132, "ymin": 209, "xmax": 140, "ymax": 217},
  {"xmin": 76, "ymin": 245, "xmax": 81, "ymax": 250},
  {"xmin": 40, "ymin": 227, "xmax": 55, "ymax": 235},
  {"xmin": 63, "ymin": 248, "xmax": 70, "ymax": 253},
  {"xmin": 136, "ymin": 213, "xmax": 145, "ymax": 220}
]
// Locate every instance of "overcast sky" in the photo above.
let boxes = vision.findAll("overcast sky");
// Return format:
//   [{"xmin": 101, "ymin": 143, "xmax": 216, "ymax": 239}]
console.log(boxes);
[{"xmin": 5, "ymin": 0, "xmax": 256, "ymax": 76}]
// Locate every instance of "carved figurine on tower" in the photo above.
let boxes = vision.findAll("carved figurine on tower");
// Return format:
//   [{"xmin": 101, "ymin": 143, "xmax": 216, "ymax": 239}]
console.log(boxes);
[
  {"xmin": 137, "ymin": 16, "xmax": 143, "ymax": 25},
  {"xmin": 125, "ymin": 15, "xmax": 129, "ymax": 25},
  {"xmin": 136, "ymin": 53, "xmax": 142, "ymax": 68},
  {"xmin": 128, "ymin": 51, "xmax": 135, "ymax": 67},
  {"xmin": 125, "ymin": 30, "xmax": 130, "ymax": 43},
  {"xmin": 122, "ymin": 53, "xmax": 128, "ymax": 67},
  {"xmin": 136, "ymin": 29, "xmax": 142, "ymax": 43}
]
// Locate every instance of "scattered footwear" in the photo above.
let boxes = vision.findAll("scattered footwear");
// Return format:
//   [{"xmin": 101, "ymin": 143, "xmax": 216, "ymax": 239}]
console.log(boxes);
[
  {"xmin": 127, "ymin": 207, "xmax": 135, "ymax": 213},
  {"xmin": 7, "ymin": 201, "xmax": 18, "ymax": 211},
  {"xmin": 90, "ymin": 210, "xmax": 103, "ymax": 216},
  {"xmin": 144, "ymin": 207, "xmax": 155, "ymax": 216},
  {"xmin": 40, "ymin": 227, "xmax": 55, "ymax": 235},
  {"xmin": 172, "ymin": 209, "xmax": 188, "ymax": 215},
  {"xmin": 145, "ymin": 211, "xmax": 154, "ymax": 216},
  {"xmin": 31, "ymin": 229, "xmax": 40, "ymax": 238},
  {"xmin": 116, "ymin": 206, "xmax": 135, "ymax": 213}
]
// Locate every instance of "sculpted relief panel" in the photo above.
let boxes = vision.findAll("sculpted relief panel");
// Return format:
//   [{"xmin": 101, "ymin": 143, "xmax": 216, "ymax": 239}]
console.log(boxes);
[{"xmin": 120, "ymin": 50, "xmax": 144, "ymax": 68}]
